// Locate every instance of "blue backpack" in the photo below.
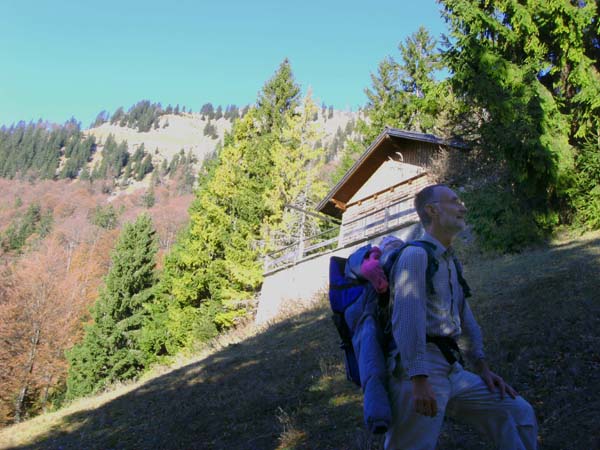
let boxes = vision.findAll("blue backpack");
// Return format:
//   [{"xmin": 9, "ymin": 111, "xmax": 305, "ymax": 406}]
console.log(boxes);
[
  {"xmin": 328, "ymin": 240, "xmax": 472, "ymax": 387},
  {"xmin": 330, "ymin": 240, "xmax": 475, "ymax": 434},
  {"xmin": 328, "ymin": 251, "xmax": 369, "ymax": 386},
  {"xmin": 329, "ymin": 244, "xmax": 392, "ymax": 433}
]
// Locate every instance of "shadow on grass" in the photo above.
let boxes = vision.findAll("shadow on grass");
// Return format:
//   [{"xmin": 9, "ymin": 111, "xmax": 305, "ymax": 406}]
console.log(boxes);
[
  {"xmin": 11, "ymin": 306, "xmax": 368, "ymax": 450},
  {"xmin": 460, "ymin": 235, "xmax": 600, "ymax": 450},
  {"xmin": 9, "ymin": 234, "xmax": 600, "ymax": 450}
]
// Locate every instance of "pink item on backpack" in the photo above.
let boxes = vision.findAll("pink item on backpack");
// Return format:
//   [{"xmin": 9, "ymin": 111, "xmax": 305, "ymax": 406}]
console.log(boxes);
[{"xmin": 360, "ymin": 246, "xmax": 389, "ymax": 294}]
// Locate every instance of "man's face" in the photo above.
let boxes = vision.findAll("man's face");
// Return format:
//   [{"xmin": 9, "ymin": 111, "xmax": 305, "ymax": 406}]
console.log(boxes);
[{"xmin": 429, "ymin": 186, "xmax": 467, "ymax": 234}]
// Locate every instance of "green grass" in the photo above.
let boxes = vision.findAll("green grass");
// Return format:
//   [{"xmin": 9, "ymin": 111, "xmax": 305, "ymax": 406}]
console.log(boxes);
[{"xmin": 1, "ymin": 231, "xmax": 599, "ymax": 450}]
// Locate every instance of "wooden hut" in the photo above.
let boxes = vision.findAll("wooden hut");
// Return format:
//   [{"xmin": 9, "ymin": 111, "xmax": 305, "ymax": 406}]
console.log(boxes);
[{"xmin": 317, "ymin": 127, "xmax": 467, "ymax": 246}]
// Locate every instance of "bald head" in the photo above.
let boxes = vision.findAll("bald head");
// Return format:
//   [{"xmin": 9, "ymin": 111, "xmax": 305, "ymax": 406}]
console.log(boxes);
[{"xmin": 414, "ymin": 184, "xmax": 447, "ymax": 226}]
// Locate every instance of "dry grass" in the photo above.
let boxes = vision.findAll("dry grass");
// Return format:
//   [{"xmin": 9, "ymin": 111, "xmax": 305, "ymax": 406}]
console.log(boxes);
[
  {"xmin": 85, "ymin": 114, "xmax": 231, "ymax": 164},
  {"xmin": 1, "ymin": 231, "xmax": 599, "ymax": 450},
  {"xmin": 85, "ymin": 110, "xmax": 358, "ymax": 169}
]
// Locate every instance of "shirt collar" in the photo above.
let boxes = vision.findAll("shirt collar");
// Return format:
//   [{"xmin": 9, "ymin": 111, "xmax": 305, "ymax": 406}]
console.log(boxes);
[{"xmin": 421, "ymin": 232, "xmax": 452, "ymax": 258}]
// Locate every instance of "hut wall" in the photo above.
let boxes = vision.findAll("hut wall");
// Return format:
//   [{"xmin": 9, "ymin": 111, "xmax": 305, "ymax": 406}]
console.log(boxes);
[{"xmin": 339, "ymin": 173, "xmax": 432, "ymax": 245}]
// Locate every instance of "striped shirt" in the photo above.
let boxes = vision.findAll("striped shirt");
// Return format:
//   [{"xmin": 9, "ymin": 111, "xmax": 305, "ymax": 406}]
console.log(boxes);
[{"xmin": 390, "ymin": 232, "xmax": 485, "ymax": 378}]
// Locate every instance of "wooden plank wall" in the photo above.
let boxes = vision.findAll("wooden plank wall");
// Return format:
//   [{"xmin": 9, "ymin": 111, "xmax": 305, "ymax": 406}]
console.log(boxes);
[{"xmin": 340, "ymin": 173, "xmax": 432, "ymax": 245}]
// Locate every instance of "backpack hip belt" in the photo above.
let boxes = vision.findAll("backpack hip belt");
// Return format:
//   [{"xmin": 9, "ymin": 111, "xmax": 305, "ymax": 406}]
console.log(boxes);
[{"xmin": 426, "ymin": 334, "xmax": 464, "ymax": 366}]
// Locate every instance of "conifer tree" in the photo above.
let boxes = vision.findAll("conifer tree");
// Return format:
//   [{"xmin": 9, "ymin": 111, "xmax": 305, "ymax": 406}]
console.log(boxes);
[
  {"xmin": 335, "ymin": 27, "xmax": 456, "ymax": 184},
  {"xmin": 141, "ymin": 186, "xmax": 156, "ymax": 208},
  {"xmin": 143, "ymin": 110, "xmax": 269, "ymax": 354},
  {"xmin": 362, "ymin": 26, "xmax": 447, "ymax": 138},
  {"xmin": 142, "ymin": 60, "xmax": 316, "ymax": 356},
  {"xmin": 257, "ymin": 58, "xmax": 301, "ymax": 132},
  {"xmin": 440, "ymin": 0, "xmax": 597, "ymax": 212},
  {"xmin": 66, "ymin": 214, "xmax": 158, "ymax": 399},
  {"xmin": 262, "ymin": 95, "xmax": 329, "ymax": 252},
  {"xmin": 92, "ymin": 111, "xmax": 109, "ymax": 128}
]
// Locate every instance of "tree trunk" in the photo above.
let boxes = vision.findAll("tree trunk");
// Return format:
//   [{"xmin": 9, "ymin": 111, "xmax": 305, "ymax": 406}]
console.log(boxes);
[
  {"xmin": 40, "ymin": 374, "xmax": 52, "ymax": 413},
  {"xmin": 14, "ymin": 327, "xmax": 40, "ymax": 423}
]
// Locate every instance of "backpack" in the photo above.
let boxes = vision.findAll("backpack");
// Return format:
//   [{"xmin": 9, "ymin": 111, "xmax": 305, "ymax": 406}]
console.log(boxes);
[
  {"xmin": 328, "ymin": 239, "xmax": 472, "ymax": 387},
  {"xmin": 329, "ymin": 244, "xmax": 392, "ymax": 433},
  {"xmin": 329, "ymin": 250, "xmax": 369, "ymax": 386}
]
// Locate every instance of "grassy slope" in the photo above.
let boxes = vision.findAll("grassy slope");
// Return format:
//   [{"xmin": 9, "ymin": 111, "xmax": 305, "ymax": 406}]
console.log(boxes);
[{"xmin": 1, "ymin": 231, "xmax": 599, "ymax": 450}]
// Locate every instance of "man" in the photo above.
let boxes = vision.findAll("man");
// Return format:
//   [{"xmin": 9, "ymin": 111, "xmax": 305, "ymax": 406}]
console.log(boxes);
[{"xmin": 385, "ymin": 184, "xmax": 537, "ymax": 450}]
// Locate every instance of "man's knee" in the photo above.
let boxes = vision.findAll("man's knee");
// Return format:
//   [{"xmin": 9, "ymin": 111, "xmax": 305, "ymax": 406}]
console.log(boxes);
[
  {"xmin": 512, "ymin": 396, "xmax": 536, "ymax": 425},
  {"xmin": 511, "ymin": 396, "xmax": 538, "ymax": 450}
]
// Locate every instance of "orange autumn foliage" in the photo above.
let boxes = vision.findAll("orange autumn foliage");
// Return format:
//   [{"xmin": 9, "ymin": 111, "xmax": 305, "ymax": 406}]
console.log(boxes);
[{"xmin": 0, "ymin": 178, "xmax": 193, "ymax": 425}]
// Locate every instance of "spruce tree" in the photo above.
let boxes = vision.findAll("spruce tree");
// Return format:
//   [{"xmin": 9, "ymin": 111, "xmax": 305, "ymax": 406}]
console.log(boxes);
[
  {"xmin": 440, "ymin": 0, "xmax": 596, "ymax": 212},
  {"xmin": 335, "ymin": 27, "xmax": 455, "ymax": 184},
  {"xmin": 262, "ymin": 95, "xmax": 328, "ymax": 252},
  {"xmin": 142, "ymin": 60, "xmax": 315, "ymax": 356},
  {"xmin": 66, "ymin": 214, "xmax": 158, "ymax": 399},
  {"xmin": 362, "ymin": 26, "xmax": 447, "ymax": 138},
  {"xmin": 257, "ymin": 58, "xmax": 301, "ymax": 132}
]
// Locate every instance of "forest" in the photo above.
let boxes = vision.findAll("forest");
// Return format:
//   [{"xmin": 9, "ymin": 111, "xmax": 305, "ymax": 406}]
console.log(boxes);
[{"xmin": 0, "ymin": 0, "xmax": 598, "ymax": 430}]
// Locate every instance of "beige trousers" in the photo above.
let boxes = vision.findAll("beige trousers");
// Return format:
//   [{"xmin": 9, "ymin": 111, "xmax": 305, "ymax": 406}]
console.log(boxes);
[{"xmin": 384, "ymin": 344, "xmax": 538, "ymax": 450}]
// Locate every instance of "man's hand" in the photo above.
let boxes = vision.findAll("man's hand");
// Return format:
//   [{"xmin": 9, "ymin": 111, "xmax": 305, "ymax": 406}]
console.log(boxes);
[
  {"xmin": 475, "ymin": 359, "xmax": 518, "ymax": 400},
  {"xmin": 411, "ymin": 375, "xmax": 437, "ymax": 417}
]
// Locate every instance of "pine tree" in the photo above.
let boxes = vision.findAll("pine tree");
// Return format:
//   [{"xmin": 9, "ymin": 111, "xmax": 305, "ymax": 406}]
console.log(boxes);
[
  {"xmin": 66, "ymin": 214, "xmax": 158, "ymax": 399},
  {"xmin": 91, "ymin": 110, "xmax": 109, "ymax": 128},
  {"xmin": 262, "ymin": 95, "xmax": 329, "ymax": 252},
  {"xmin": 141, "ymin": 186, "xmax": 155, "ymax": 208},
  {"xmin": 142, "ymin": 60, "xmax": 313, "ymax": 356},
  {"xmin": 257, "ymin": 58, "xmax": 301, "ymax": 132},
  {"xmin": 362, "ymin": 27, "xmax": 447, "ymax": 138},
  {"xmin": 135, "ymin": 154, "xmax": 153, "ymax": 181},
  {"xmin": 110, "ymin": 107, "xmax": 125, "ymax": 125},
  {"xmin": 440, "ymin": 0, "xmax": 595, "ymax": 207},
  {"xmin": 335, "ymin": 27, "xmax": 456, "ymax": 185},
  {"xmin": 144, "ymin": 110, "xmax": 268, "ymax": 354}
]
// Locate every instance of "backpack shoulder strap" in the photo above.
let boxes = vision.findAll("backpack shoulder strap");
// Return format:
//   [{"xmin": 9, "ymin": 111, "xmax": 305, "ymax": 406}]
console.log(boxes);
[
  {"xmin": 379, "ymin": 240, "xmax": 439, "ymax": 353},
  {"xmin": 384, "ymin": 240, "xmax": 439, "ymax": 296},
  {"xmin": 451, "ymin": 255, "xmax": 472, "ymax": 298},
  {"xmin": 405, "ymin": 240, "xmax": 439, "ymax": 296}
]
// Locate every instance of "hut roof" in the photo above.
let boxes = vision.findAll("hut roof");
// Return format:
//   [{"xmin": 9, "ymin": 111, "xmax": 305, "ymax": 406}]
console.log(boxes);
[{"xmin": 317, "ymin": 128, "xmax": 467, "ymax": 218}]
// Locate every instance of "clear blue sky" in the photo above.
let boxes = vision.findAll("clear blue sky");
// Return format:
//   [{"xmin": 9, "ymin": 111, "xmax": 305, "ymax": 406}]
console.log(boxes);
[{"xmin": 1, "ymin": 0, "xmax": 449, "ymax": 128}]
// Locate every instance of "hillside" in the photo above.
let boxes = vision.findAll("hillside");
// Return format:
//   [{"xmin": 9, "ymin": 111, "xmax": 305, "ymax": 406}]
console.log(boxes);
[
  {"xmin": 87, "ymin": 110, "xmax": 358, "ymax": 165},
  {"xmin": 0, "ymin": 104, "xmax": 359, "ymax": 199},
  {"xmin": 84, "ymin": 109, "xmax": 358, "ymax": 193},
  {"xmin": 1, "ymin": 230, "xmax": 598, "ymax": 450},
  {"xmin": 85, "ymin": 113, "xmax": 233, "ymax": 167}
]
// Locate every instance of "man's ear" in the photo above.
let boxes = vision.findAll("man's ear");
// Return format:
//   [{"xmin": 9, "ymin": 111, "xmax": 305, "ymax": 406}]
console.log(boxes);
[{"xmin": 425, "ymin": 203, "xmax": 438, "ymax": 219}]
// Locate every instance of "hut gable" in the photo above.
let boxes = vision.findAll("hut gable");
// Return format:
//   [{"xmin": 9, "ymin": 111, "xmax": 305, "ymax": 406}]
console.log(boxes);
[
  {"xmin": 318, "ymin": 128, "xmax": 466, "ymax": 246},
  {"xmin": 318, "ymin": 128, "xmax": 466, "ymax": 219},
  {"xmin": 347, "ymin": 159, "xmax": 425, "ymax": 206}
]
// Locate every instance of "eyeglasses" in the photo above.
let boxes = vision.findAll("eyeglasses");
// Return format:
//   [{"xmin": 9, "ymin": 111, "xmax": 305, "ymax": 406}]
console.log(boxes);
[{"xmin": 429, "ymin": 198, "xmax": 465, "ymax": 207}]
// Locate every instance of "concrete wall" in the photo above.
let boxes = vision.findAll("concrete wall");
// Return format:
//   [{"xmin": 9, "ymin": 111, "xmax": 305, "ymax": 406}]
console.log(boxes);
[{"xmin": 255, "ymin": 222, "xmax": 423, "ymax": 324}]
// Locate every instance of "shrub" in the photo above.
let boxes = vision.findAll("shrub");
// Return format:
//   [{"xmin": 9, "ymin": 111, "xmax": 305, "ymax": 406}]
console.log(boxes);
[
  {"xmin": 568, "ymin": 141, "xmax": 600, "ymax": 230},
  {"xmin": 89, "ymin": 204, "xmax": 121, "ymax": 230},
  {"xmin": 462, "ymin": 185, "xmax": 544, "ymax": 253}
]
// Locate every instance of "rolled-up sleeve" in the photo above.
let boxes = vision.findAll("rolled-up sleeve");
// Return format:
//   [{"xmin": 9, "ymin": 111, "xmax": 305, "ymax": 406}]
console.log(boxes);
[
  {"xmin": 391, "ymin": 246, "xmax": 429, "ymax": 378},
  {"xmin": 457, "ymin": 299, "xmax": 486, "ymax": 364}
]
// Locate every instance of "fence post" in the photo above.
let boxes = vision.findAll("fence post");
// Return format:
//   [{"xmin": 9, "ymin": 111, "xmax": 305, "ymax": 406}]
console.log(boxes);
[
  {"xmin": 384, "ymin": 206, "xmax": 389, "ymax": 230},
  {"xmin": 296, "ymin": 239, "xmax": 305, "ymax": 262}
]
